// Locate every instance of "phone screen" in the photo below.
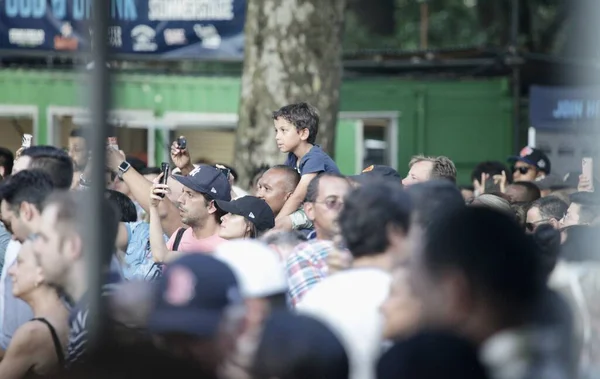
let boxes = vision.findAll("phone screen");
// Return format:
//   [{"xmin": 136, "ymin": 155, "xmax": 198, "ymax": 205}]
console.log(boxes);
[{"xmin": 582, "ymin": 158, "xmax": 593, "ymax": 181}]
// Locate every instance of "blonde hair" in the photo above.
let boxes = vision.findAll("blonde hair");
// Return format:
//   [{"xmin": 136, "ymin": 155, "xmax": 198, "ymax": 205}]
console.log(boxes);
[{"xmin": 409, "ymin": 155, "xmax": 457, "ymax": 184}]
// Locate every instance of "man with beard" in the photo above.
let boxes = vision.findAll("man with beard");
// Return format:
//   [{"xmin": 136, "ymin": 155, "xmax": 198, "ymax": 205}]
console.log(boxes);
[{"xmin": 149, "ymin": 165, "xmax": 231, "ymax": 262}]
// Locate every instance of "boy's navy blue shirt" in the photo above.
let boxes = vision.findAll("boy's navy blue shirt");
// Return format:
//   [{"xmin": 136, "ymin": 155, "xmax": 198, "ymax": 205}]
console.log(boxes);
[{"xmin": 285, "ymin": 145, "xmax": 340, "ymax": 175}]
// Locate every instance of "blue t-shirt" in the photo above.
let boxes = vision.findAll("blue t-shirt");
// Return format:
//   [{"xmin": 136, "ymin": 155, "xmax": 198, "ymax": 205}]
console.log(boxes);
[
  {"xmin": 285, "ymin": 145, "xmax": 340, "ymax": 176},
  {"xmin": 133, "ymin": 201, "xmax": 145, "ymax": 222},
  {"xmin": 122, "ymin": 221, "xmax": 166, "ymax": 281}
]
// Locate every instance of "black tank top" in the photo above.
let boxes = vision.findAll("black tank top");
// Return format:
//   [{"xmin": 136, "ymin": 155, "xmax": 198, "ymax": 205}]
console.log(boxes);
[{"xmin": 30, "ymin": 317, "xmax": 65, "ymax": 367}]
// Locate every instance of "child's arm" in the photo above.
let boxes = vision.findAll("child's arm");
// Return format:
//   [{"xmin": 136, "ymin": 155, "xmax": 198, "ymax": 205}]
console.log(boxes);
[{"xmin": 275, "ymin": 173, "xmax": 317, "ymax": 223}]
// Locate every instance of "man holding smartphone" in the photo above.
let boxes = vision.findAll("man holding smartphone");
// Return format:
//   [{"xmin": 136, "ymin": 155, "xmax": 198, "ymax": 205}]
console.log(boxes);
[{"xmin": 148, "ymin": 164, "xmax": 232, "ymax": 263}]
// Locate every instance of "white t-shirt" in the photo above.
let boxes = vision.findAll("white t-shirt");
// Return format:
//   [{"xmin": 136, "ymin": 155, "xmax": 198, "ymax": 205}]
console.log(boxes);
[{"xmin": 296, "ymin": 268, "xmax": 391, "ymax": 379}]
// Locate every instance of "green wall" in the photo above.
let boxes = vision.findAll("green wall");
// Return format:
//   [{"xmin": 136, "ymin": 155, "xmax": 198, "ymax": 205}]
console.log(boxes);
[
  {"xmin": 338, "ymin": 78, "xmax": 513, "ymax": 183},
  {"xmin": 0, "ymin": 70, "xmax": 512, "ymax": 183}
]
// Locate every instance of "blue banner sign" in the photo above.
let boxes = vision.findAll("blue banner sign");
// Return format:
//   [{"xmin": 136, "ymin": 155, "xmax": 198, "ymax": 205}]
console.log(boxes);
[
  {"xmin": 0, "ymin": 0, "xmax": 245, "ymax": 59},
  {"xmin": 530, "ymin": 85, "xmax": 600, "ymax": 130}
]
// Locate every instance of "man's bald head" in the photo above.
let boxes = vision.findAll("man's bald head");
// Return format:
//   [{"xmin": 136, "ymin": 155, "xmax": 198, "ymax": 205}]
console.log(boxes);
[
  {"xmin": 256, "ymin": 165, "xmax": 301, "ymax": 216},
  {"xmin": 268, "ymin": 165, "xmax": 300, "ymax": 192}
]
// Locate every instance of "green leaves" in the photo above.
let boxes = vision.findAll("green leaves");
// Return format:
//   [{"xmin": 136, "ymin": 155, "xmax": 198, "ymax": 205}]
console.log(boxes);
[{"xmin": 343, "ymin": 0, "xmax": 566, "ymax": 53}]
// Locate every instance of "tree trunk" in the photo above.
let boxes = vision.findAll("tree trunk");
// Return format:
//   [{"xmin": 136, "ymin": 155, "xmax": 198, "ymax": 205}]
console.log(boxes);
[{"xmin": 234, "ymin": 0, "xmax": 347, "ymax": 188}]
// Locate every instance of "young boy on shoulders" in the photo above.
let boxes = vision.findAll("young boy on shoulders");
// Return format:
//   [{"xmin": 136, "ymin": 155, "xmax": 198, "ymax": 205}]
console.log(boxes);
[{"xmin": 273, "ymin": 102, "xmax": 340, "ymax": 227}]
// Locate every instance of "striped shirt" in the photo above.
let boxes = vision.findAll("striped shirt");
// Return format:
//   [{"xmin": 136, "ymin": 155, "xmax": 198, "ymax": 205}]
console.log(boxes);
[{"xmin": 65, "ymin": 273, "xmax": 120, "ymax": 368}]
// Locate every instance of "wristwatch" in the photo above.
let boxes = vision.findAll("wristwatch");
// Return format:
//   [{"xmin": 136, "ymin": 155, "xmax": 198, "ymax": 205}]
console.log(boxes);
[{"xmin": 117, "ymin": 161, "xmax": 131, "ymax": 178}]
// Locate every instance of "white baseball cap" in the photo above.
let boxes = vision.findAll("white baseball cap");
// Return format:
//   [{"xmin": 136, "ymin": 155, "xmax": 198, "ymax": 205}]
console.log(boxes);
[{"xmin": 214, "ymin": 239, "xmax": 288, "ymax": 299}]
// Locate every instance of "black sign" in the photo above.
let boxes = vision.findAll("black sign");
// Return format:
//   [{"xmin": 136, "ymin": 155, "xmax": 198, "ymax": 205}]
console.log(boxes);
[
  {"xmin": 0, "ymin": 0, "xmax": 245, "ymax": 59},
  {"xmin": 530, "ymin": 85, "xmax": 600, "ymax": 130}
]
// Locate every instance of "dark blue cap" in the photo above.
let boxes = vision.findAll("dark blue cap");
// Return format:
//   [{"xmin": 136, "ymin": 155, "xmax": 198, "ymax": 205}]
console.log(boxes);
[
  {"xmin": 172, "ymin": 164, "xmax": 232, "ymax": 201},
  {"xmin": 508, "ymin": 146, "xmax": 551, "ymax": 174},
  {"xmin": 147, "ymin": 254, "xmax": 243, "ymax": 338}
]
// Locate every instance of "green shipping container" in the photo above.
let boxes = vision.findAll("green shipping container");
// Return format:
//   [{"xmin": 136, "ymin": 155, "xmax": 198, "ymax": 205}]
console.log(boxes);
[
  {"xmin": 335, "ymin": 78, "xmax": 513, "ymax": 184},
  {"xmin": 0, "ymin": 70, "xmax": 512, "ymax": 184}
]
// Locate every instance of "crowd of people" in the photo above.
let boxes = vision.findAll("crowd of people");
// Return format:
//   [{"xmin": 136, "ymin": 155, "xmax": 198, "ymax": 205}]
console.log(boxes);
[{"xmin": 0, "ymin": 101, "xmax": 597, "ymax": 379}]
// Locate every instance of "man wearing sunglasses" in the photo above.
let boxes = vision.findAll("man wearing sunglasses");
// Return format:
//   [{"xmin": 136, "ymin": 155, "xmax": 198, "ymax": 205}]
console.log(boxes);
[
  {"xmin": 286, "ymin": 173, "xmax": 352, "ymax": 307},
  {"xmin": 526, "ymin": 196, "xmax": 568, "ymax": 233},
  {"xmin": 508, "ymin": 147, "xmax": 551, "ymax": 183}
]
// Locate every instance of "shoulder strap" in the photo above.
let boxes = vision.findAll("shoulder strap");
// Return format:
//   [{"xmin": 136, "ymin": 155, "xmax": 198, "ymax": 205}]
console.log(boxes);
[
  {"xmin": 31, "ymin": 318, "xmax": 65, "ymax": 366},
  {"xmin": 172, "ymin": 228, "xmax": 187, "ymax": 252}
]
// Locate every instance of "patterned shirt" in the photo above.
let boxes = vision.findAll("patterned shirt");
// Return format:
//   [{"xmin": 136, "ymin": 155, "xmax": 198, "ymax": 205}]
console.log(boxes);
[
  {"xmin": 65, "ymin": 272, "xmax": 121, "ymax": 368},
  {"xmin": 286, "ymin": 239, "xmax": 334, "ymax": 307},
  {"xmin": 122, "ymin": 221, "xmax": 166, "ymax": 281}
]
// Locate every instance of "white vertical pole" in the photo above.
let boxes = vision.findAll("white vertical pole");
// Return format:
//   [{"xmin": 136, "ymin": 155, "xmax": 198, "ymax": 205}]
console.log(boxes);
[{"xmin": 528, "ymin": 126, "xmax": 536, "ymax": 148}]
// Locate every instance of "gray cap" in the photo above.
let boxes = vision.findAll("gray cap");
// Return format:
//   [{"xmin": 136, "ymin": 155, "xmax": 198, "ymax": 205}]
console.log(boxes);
[{"xmin": 536, "ymin": 174, "xmax": 567, "ymax": 190}]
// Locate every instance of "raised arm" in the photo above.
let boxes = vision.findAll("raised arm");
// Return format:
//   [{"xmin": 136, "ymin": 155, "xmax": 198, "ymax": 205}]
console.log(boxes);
[
  {"xmin": 275, "ymin": 173, "xmax": 316, "ymax": 226},
  {"xmin": 148, "ymin": 175, "xmax": 175, "ymax": 263},
  {"xmin": 106, "ymin": 148, "xmax": 183, "ymax": 236}
]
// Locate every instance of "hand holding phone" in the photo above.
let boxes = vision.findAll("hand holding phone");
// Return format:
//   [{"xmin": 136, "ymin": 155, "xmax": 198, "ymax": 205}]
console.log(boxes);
[
  {"xmin": 170, "ymin": 136, "xmax": 191, "ymax": 172},
  {"xmin": 158, "ymin": 162, "xmax": 170, "ymax": 198},
  {"xmin": 177, "ymin": 137, "xmax": 187, "ymax": 150},
  {"xmin": 107, "ymin": 136, "xmax": 119, "ymax": 151},
  {"xmin": 22, "ymin": 134, "xmax": 33, "ymax": 148}
]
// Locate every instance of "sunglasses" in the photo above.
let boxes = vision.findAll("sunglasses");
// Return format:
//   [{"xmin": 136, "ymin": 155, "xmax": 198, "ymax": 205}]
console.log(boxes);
[
  {"xmin": 525, "ymin": 219, "xmax": 553, "ymax": 232},
  {"xmin": 314, "ymin": 198, "xmax": 344, "ymax": 211},
  {"xmin": 513, "ymin": 166, "xmax": 532, "ymax": 175}
]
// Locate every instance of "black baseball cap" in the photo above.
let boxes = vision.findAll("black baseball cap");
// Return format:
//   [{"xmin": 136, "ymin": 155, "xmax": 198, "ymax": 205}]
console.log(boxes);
[
  {"xmin": 147, "ymin": 254, "xmax": 243, "ymax": 338},
  {"xmin": 215, "ymin": 196, "xmax": 275, "ymax": 232},
  {"xmin": 508, "ymin": 147, "xmax": 551, "ymax": 174},
  {"xmin": 172, "ymin": 164, "xmax": 231, "ymax": 201},
  {"xmin": 350, "ymin": 165, "xmax": 401, "ymax": 181}
]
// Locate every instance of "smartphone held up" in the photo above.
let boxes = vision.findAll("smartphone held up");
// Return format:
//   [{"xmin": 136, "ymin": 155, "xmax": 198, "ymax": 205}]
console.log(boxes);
[
  {"xmin": 177, "ymin": 137, "xmax": 187, "ymax": 150},
  {"xmin": 159, "ymin": 162, "xmax": 170, "ymax": 198},
  {"xmin": 22, "ymin": 134, "xmax": 33, "ymax": 148},
  {"xmin": 582, "ymin": 157, "xmax": 594, "ymax": 191},
  {"xmin": 107, "ymin": 136, "xmax": 119, "ymax": 151},
  {"xmin": 582, "ymin": 157, "xmax": 593, "ymax": 180}
]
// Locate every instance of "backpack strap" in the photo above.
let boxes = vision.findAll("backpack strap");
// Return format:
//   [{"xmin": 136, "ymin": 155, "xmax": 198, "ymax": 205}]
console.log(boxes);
[{"xmin": 172, "ymin": 228, "xmax": 186, "ymax": 252}]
